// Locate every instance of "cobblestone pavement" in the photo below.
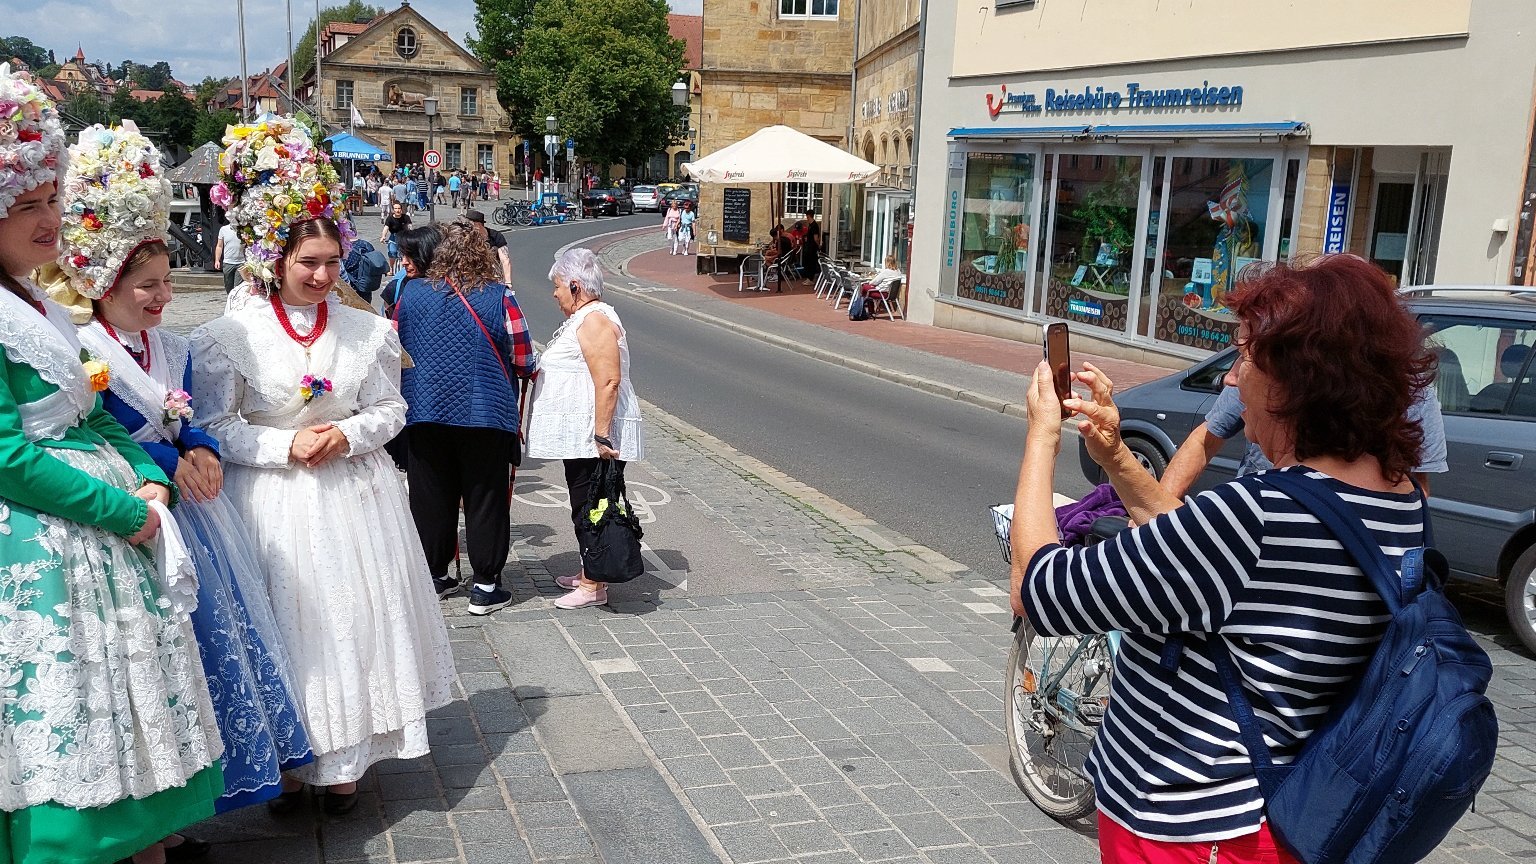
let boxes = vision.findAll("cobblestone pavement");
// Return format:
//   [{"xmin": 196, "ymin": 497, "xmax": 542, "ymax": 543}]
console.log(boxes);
[{"xmin": 159, "ymin": 263, "xmax": 1534, "ymax": 863}]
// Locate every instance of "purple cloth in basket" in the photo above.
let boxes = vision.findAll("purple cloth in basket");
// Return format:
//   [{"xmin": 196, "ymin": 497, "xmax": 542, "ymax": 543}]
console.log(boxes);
[{"xmin": 1054, "ymin": 483, "xmax": 1127, "ymax": 547}]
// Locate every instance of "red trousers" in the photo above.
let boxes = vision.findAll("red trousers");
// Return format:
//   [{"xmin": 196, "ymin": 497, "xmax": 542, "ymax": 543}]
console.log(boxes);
[{"xmin": 1098, "ymin": 812, "xmax": 1301, "ymax": 864}]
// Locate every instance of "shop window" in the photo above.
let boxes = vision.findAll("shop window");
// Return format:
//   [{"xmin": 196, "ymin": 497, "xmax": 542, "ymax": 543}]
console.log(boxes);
[
  {"xmin": 1042, "ymin": 154, "xmax": 1142, "ymax": 331},
  {"xmin": 955, "ymin": 152, "xmax": 1035, "ymax": 311},
  {"xmin": 335, "ymin": 79, "xmax": 353, "ymax": 109},
  {"xmin": 780, "ymin": 0, "xmax": 838, "ymax": 18},
  {"xmin": 445, "ymin": 143, "xmax": 462, "ymax": 170},
  {"xmin": 1150, "ymin": 157, "xmax": 1274, "ymax": 351},
  {"xmin": 477, "ymin": 144, "xmax": 494, "ymax": 172}
]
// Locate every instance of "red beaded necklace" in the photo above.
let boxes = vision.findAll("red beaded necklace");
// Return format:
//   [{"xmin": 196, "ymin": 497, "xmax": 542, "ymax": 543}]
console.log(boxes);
[
  {"xmin": 98, "ymin": 317, "xmax": 151, "ymax": 371},
  {"xmin": 269, "ymin": 291, "xmax": 328, "ymax": 350}
]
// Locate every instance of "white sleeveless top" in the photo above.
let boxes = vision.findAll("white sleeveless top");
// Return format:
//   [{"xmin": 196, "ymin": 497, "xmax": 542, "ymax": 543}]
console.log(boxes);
[{"xmin": 526, "ymin": 302, "xmax": 644, "ymax": 461}]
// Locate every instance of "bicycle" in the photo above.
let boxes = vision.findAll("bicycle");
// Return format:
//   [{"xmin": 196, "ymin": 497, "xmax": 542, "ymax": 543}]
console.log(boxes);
[{"xmin": 992, "ymin": 502, "xmax": 1125, "ymax": 820}]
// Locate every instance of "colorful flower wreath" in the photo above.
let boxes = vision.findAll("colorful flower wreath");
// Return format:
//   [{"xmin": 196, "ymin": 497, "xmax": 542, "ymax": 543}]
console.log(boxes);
[
  {"xmin": 211, "ymin": 116, "xmax": 355, "ymax": 287},
  {"xmin": 0, "ymin": 63, "xmax": 68, "ymax": 220},
  {"xmin": 56, "ymin": 121, "xmax": 172, "ymax": 299}
]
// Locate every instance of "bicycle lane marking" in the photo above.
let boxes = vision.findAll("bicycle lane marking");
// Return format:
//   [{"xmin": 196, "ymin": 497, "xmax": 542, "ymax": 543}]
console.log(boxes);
[{"xmin": 513, "ymin": 479, "xmax": 673, "ymax": 524}]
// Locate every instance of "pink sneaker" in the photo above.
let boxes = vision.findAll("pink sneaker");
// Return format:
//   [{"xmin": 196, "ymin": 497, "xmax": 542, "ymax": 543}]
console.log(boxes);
[
  {"xmin": 554, "ymin": 583, "xmax": 608, "ymax": 610},
  {"xmin": 556, "ymin": 573, "xmax": 581, "ymax": 590}
]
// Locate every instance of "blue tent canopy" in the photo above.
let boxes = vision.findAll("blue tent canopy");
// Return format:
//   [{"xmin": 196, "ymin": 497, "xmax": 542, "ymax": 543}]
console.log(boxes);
[{"xmin": 324, "ymin": 132, "xmax": 391, "ymax": 162}]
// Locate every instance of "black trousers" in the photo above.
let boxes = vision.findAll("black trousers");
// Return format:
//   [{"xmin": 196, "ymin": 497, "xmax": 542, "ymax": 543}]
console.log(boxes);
[
  {"xmin": 407, "ymin": 423, "xmax": 520, "ymax": 584},
  {"xmin": 565, "ymin": 458, "xmax": 626, "ymax": 563}
]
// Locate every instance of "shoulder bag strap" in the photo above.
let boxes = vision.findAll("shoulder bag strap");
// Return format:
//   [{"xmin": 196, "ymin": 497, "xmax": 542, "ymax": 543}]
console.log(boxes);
[{"xmin": 448, "ymin": 280, "xmax": 512, "ymax": 385}]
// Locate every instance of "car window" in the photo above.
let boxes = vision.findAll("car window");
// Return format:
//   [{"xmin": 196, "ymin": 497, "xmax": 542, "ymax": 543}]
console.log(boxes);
[
  {"xmin": 1422, "ymin": 315, "xmax": 1536, "ymax": 416},
  {"xmin": 1180, "ymin": 349, "xmax": 1236, "ymax": 394}
]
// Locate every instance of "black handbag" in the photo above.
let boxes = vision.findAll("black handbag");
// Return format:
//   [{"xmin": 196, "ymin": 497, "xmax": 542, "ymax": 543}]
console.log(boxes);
[{"xmin": 579, "ymin": 460, "xmax": 645, "ymax": 584}]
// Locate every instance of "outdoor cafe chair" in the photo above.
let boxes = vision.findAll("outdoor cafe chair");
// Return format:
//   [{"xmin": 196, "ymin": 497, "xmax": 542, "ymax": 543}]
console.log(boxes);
[
  {"xmin": 738, "ymin": 254, "xmax": 767, "ymax": 292},
  {"xmin": 831, "ymin": 267, "xmax": 860, "ymax": 310},
  {"xmin": 863, "ymin": 277, "xmax": 904, "ymax": 320}
]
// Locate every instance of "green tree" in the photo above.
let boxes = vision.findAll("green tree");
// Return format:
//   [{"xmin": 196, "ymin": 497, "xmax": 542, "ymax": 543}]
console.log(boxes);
[
  {"xmin": 472, "ymin": 0, "xmax": 686, "ymax": 171},
  {"xmin": 195, "ymin": 75, "xmax": 232, "ymax": 107},
  {"xmin": 132, "ymin": 61, "xmax": 175, "ymax": 92},
  {"xmin": 194, "ymin": 108, "xmax": 241, "ymax": 148},
  {"xmin": 61, "ymin": 89, "xmax": 107, "ymax": 126},
  {"xmin": 107, "ymin": 84, "xmax": 141, "ymax": 126},
  {"xmin": 0, "ymin": 36, "xmax": 51, "ymax": 70},
  {"xmin": 35, "ymin": 63, "xmax": 60, "ymax": 79},
  {"xmin": 149, "ymin": 90, "xmax": 200, "ymax": 151},
  {"xmin": 293, "ymin": 1, "xmax": 384, "ymax": 83}
]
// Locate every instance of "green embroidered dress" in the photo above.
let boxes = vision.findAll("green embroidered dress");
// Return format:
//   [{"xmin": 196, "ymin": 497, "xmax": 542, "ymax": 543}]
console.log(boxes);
[{"xmin": 0, "ymin": 283, "xmax": 222, "ymax": 864}]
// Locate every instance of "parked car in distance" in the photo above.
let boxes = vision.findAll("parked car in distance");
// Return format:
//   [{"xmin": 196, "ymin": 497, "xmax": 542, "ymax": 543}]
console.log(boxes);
[
  {"xmin": 581, "ymin": 187, "xmax": 635, "ymax": 217},
  {"xmin": 632, "ymin": 185, "xmax": 660, "ymax": 212},
  {"xmin": 661, "ymin": 184, "xmax": 699, "ymax": 206},
  {"xmin": 1078, "ymin": 286, "xmax": 1536, "ymax": 652}
]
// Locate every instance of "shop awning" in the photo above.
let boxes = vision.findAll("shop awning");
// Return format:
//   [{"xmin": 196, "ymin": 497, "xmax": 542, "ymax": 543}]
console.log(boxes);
[
  {"xmin": 324, "ymin": 131, "xmax": 391, "ymax": 162},
  {"xmin": 949, "ymin": 121, "xmax": 1307, "ymax": 142}
]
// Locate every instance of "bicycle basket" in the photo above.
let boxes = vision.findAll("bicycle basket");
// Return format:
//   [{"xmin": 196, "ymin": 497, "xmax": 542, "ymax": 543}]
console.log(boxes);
[{"xmin": 990, "ymin": 504, "xmax": 1014, "ymax": 564}]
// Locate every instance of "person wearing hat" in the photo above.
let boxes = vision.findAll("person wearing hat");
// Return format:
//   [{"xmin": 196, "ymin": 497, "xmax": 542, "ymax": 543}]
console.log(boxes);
[
  {"xmin": 0, "ymin": 65, "xmax": 226, "ymax": 864},
  {"xmin": 191, "ymin": 117, "xmax": 455, "ymax": 817},
  {"xmin": 463, "ymin": 208, "xmax": 512, "ymax": 286},
  {"xmin": 45, "ymin": 120, "xmax": 316, "ymax": 830}
]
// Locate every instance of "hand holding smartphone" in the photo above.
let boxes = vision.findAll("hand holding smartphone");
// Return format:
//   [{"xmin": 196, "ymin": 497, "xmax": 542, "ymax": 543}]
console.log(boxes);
[{"xmin": 1044, "ymin": 322, "xmax": 1073, "ymax": 419}]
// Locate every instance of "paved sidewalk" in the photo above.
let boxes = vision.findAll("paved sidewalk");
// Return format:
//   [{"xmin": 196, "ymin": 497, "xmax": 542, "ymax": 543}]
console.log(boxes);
[{"xmin": 587, "ymin": 230, "xmax": 1172, "ymax": 419}]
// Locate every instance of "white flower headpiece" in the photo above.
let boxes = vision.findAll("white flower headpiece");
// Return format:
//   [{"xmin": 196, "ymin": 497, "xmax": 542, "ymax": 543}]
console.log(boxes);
[
  {"xmin": 0, "ymin": 63, "xmax": 68, "ymax": 220},
  {"xmin": 56, "ymin": 121, "xmax": 172, "ymax": 299},
  {"xmin": 211, "ymin": 116, "xmax": 355, "ymax": 287}
]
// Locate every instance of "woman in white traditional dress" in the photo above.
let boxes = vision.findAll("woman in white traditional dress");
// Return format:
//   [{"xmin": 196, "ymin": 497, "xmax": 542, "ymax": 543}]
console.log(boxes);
[
  {"xmin": 0, "ymin": 66, "xmax": 224, "ymax": 864},
  {"xmin": 190, "ymin": 118, "xmax": 455, "ymax": 815},
  {"xmin": 44, "ymin": 121, "xmax": 314, "ymax": 825}
]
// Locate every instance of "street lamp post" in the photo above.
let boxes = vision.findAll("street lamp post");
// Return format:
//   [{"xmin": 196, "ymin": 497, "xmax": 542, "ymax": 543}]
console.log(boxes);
[
  {"xmin": 545, "ymin": 114, "xmax": 557, "ymax": 198},
  {"xmin": 424, "ymin": 96, "xmax": 438, "ymax": 224},
  {"xmin": 672, "ymin": 80, "xmax": 690, "ymax": 181}
]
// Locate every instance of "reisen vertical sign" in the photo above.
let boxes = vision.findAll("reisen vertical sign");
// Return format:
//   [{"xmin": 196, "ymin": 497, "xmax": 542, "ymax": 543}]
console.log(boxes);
[{"xmin": 1325, "ymin": 183, "xmax": 1352, "ymax": 254}]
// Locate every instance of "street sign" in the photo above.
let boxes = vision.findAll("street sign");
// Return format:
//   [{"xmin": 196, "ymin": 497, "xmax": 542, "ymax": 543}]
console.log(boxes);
[
  {"xmin": 423, "ymin": 149, "xmax": 442, "ymax": 169},
  {"xmin": 565, "ymin": 138, "xmax": 575, "ymax": 150}
]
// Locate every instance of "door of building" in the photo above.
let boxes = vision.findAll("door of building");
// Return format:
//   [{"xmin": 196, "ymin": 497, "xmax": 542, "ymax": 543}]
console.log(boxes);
[
  {"xmin": 396, "ymin": 140, "xmax": 424, "ymax": 166},
  {"xmin": 1369, "ymin": 151, "xmax": 1447, "ymax": 286}
]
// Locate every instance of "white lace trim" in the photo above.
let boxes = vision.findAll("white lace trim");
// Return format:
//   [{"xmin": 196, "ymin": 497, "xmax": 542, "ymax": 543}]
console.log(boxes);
[
  {"xmin": 77, "ymin": 322, "xmax": 182, "ymax": 444},
  {"xmin": 0, "ymin": 280, "xmax": 93, "ymax": 433}
]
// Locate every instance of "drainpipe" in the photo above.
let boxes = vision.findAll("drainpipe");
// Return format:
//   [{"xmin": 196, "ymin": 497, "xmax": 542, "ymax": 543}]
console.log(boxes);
[
  {"xmin": 907, "ymin": 0, "xmax": 930, "ymax": 288},
  {"xmin": 838, "ymin": 0, "xmax": 861, "ymax": 262}
]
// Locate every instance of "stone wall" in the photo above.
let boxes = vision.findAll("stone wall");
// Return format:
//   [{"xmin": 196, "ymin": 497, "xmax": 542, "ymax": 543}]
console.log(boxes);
[
  {"xmin": 853, "ymin": 32, "xmax": 917, "ymax": 187},
  {"xmin": 856, "ymin": 0, "xmax": 919, "ymax": 57}
]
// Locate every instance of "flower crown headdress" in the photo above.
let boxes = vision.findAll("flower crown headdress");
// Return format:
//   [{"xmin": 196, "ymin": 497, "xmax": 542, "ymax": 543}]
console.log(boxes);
[
  {"xmin": 211, "ymin": 116, "xmax": 355, "ymax": 287},
  {"xmin": 56, "ymin": 121, "xmax": 171, "ymax": 299},
  {"xmin": 0, "ymin": 63, "xmax": 68, "ymax": 220}
]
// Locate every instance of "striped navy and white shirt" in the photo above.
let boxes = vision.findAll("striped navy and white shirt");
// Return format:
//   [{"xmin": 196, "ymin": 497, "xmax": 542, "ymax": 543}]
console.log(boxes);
[{"xmin": 1023, "ymin": 467, "xmax": 1426, "ymax": 842}]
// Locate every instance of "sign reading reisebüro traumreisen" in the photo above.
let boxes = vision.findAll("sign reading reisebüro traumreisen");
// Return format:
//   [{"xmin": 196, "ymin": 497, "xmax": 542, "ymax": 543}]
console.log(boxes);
[{"xmin": 986, "ymin": 80, "xmax": 1244, "ymax": 119}]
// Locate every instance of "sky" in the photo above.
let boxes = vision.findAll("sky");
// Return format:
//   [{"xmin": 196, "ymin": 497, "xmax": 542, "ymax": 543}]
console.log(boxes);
[{"xmin": 0, "ymin": 0, "xmax": 703, "ymax": 83}]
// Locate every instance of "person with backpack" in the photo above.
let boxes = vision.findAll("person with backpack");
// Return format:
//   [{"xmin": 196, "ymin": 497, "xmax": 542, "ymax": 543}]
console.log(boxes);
[
  {"xmin": 1008, "ymin": 254, "xmax": 1495, "ymax": 864},
  {"xmin": 342, "ymin": 237, "xmax": 390, "ymax": 303}
]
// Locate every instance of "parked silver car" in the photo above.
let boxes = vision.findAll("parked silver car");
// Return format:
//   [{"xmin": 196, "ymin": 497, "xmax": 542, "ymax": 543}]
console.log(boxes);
[
  {"xmin": 632, "ymin": 185, "xmax": 660, "ymax": 212},
  {"xmin": 1078, "ymin": 287, "xmax": 1536, "ymax": 652}
]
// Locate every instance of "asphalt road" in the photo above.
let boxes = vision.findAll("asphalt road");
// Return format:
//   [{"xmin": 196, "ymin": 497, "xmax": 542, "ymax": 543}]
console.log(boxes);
[{"xmin": 503, "ymin": 213, "xmax": 1095, "ymax": 578}]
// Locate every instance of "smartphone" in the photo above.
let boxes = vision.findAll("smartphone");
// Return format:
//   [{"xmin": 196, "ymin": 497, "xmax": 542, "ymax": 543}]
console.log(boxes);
[{"xmin": 1044, "ymin": 322, "xmax": 1072, "ymax": 419}]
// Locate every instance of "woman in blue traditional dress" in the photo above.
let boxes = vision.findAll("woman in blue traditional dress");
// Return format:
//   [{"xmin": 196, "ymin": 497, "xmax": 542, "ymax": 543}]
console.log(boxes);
[
  {"xmin": 0, "ymin": 67, "xmax": 224, "ymax": 864},
  {"xmin": 43, "ymin": 121, "xmax": 314, "ymax": 826}
]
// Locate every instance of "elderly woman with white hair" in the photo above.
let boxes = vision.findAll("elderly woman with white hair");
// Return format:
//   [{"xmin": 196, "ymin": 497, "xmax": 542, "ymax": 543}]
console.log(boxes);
[{"xmin": 526, "ymin": 247, "xmax": 645, "ymax": 609}]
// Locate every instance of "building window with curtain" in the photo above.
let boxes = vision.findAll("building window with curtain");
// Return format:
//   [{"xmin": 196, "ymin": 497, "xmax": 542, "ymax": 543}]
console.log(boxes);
[
  {"xmin": 477, "ymin": 144, "xmax": 494, "ymax": 172},
  {"xmin": 460, "ymin": 87, "xmax": 477, "ymax": 116},
  {"xmin": 335, "ymin": 79, "xmax": 353, "ymax": 109},
  {"xmin": 445, "ymin": 143, "xmax": 462, "ymax": 170},
  {"xmin": 780, "ymin": 0, "xmax": 838, "ymax": 18}
]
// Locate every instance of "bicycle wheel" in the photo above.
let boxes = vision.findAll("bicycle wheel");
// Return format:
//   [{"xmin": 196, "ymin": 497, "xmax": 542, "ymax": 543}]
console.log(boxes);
[
  {"xmin": 513, "ymin": 207, "xmax": 534, "ymax": 227},
  {"xmin": 1004, "ymin": 619, "xmax": 1111, "ymax": 820}
]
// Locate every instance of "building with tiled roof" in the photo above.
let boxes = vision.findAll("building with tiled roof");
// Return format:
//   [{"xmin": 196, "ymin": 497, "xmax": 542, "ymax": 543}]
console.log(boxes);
[{"xmin": 658, "ymin": 13, "xmax": 704, "ymax": 182}]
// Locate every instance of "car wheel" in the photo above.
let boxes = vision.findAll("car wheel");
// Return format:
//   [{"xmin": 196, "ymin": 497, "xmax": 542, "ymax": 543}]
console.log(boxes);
[
  {"xmin": 1123, "ymin": 436, "xmax": 1169, "ymax": 479},
  {"xmin": 1504, "ymin": 545, "xmax": 1536, "ymax": 655}
]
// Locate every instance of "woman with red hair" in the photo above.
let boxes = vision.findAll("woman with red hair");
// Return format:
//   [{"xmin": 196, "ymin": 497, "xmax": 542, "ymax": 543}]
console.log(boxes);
[{"xmin": 1009, "ymin": 255, "xmax": 1453, "ymax": 862}]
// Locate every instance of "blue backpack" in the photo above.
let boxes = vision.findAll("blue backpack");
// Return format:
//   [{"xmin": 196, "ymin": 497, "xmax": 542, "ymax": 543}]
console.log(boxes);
[{"xmin": 1208, "ymin": 471, "xmax": 1497, "ymax": 864}]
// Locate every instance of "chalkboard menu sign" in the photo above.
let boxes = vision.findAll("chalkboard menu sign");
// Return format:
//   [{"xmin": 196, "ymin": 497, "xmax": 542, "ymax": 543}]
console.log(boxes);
[{"xmin": 722, "ymin": 187, "xmax": 751, "ymax": 243}]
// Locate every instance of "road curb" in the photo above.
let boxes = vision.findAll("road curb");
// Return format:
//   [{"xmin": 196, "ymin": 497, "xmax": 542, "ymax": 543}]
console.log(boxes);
[{"xmin": 587, "ymin": 232, "xmax": 1033, "ymax": 421}]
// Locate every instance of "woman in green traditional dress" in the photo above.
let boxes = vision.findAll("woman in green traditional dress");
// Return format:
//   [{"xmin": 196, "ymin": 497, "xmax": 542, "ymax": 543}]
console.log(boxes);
[{"xmin": 0, "ymin": 65, "xmax": 223, "ymax": 864}]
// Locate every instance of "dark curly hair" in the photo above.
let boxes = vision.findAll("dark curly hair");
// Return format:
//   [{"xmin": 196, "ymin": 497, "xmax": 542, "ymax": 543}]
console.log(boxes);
[
  {"xmin": 1225, "ymin": 255, "xmax": 1434, "ymax": 483},
  {"xmin": 426, "ymin": 221, "xmax": 498, "ymax": 293}
]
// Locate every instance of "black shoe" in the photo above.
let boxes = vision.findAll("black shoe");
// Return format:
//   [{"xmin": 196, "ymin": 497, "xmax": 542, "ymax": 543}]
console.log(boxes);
[
  {"xmin": 433, "ymin": 576, "xmax": 461, "ymax": 599},
  {"xmin": 467, "ymin": 584, "xmax": 513, "ymax": 616},
  {"xmin": 266, "ymin": 786, "xmax": 305, "ymax": 815},
  {"xmin": 163, "ymin": 835, "xmax": 212, "ymax": 863},
  {"xmin": 323, "ymin": 787, "xmax": 360, "ymax": 815}
]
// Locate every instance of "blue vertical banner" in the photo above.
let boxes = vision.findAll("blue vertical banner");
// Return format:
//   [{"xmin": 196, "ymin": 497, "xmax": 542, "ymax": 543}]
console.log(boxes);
[{"xmin": 1324, "ymin": 182, "xmax": 1352, "ymax": 254}]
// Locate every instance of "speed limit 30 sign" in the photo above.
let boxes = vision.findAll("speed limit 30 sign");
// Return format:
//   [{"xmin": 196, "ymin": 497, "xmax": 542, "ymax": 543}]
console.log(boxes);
[{"xmin": 423, "ymin": 149, "xmax": 442, "ymax": 169}]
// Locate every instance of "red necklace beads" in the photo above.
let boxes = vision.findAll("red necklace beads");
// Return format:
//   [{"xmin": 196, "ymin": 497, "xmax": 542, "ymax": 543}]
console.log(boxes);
[
  {"xmin": 98, "ymin": 318, "xmax": 151, "ymax": 371},
  {"xmin": 270, "ymin": 292, "xmax": 328, "ymax": 349}
]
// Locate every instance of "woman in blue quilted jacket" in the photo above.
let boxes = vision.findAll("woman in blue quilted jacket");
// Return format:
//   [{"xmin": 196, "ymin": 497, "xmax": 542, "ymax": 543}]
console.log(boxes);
[{"xmin": 394, "ymin": 221, "xmax": 536, "ymax": 615}]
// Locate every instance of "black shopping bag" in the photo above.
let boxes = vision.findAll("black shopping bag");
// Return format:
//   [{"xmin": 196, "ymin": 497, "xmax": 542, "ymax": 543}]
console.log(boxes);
[{"xmin": 580, "ymin": 460, "xmax": 645, "ymax": 584}]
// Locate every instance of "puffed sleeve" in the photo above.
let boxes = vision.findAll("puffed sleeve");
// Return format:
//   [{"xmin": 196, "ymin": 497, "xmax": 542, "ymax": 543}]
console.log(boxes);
[
  {"xmin": 0, "ymin": 377, "xmax": 148, "ymax": 536},
  {"xmin": 190, "ymin": 331, "xmax": 296, "ymax": 468},
  {"xmin": 333, "ymin": 328, "xmax": 406, "ymax": 457},
  {"xmin": 176, "ymin": 359, "xmax": 221, "ymax": 460}
]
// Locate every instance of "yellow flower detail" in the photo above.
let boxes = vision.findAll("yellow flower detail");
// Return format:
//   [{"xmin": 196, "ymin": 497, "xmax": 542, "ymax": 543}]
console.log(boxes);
[{"xmin": 82, "ymin": 360, "xmax": 110, "ymax": 393}]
